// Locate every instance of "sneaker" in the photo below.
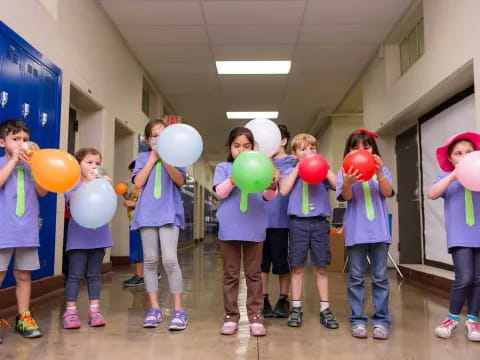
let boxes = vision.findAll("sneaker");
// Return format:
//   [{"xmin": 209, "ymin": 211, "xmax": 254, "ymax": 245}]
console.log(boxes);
[
  {"xmin": 249, "ymin": 322, "xmax": 267, "ymax": 336},
  {"xmin": 88, "ymin": 311, "xmax": 106, "ymax": 327},
  {"xmin": 466, "ymin": 320, "xmax": 480, "ymax": 342},
  {"xmin": 320, "ymin": 308, "xmax": 339, "ymax": 329},
  {"xmin": 220, "ymin": 321, "xmax": 238, "ymax": 335},
  {"xmin": 435, "ymin": 317, "xmax": 457, "ymax": 339},
  {"xmin": 169, "ymin": 310, "xmax": 188, "ymax": 331},
  {"xmin": 274, "ymin": 297, "xmax": 290, "ymax": 318},
  {"xmin": 143, "ymin": 308, "xmax": 162, "ymax": 328},
  {"xmin": 352, "ymin": 324, "xmax": 368, "ymax": 338},
  {"xmin": 263, "ymin": 297, "xmax": 275, "ymax": 318},
  {"xmin": 122, "ymin": 274, "xmax": 145, "ymax": 287},
  {"xmin": 373, "ymin": 324, "xmax": 389, "ymax": 340},
  {"xmin": 287, "ymin": 307, "xmax": 303, "ymax": 327},
  {"xmin": 62, "ymin": 310, "xmax": 80, "ymax": 329},
  {"xmin": 15, "ymin": 311, "xmax": 42, "ymax": 338}
]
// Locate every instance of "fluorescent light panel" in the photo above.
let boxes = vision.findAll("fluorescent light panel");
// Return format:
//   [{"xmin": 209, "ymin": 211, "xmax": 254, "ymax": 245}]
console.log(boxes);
[
  {"xmin": 216, "ymin": 61, "xmax": 291, "ymax": 75},
  {"xmin": 227, "ymin": 111, "xmax": 279, "ymax": 119}
]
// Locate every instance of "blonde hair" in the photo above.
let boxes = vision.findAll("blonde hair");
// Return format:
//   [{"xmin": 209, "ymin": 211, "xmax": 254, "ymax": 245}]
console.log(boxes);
[{"xmin": 291, "ymin": 133, "xmax": 317, "ymax": 152}]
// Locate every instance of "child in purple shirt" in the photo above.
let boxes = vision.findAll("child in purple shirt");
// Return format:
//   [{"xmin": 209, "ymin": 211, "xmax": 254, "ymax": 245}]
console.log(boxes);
[
  {"xmin": 62, "ymin": 148, "xmax": 113, "ymax": 330},
  {"xmin": 261, "ymin": 124, "xmax": 295, "ymax": 319},
  {"xmin": 428, "ymin": 132, "xmax": 480, "ymax": 342},
  {"xmin": 337, "ymin": 129, "xmax": 394, "ymax": 340},
  {"xmin": 213, "ymin": 127, "xmax": 277, "ymax": 337},
  {"xmin": 0, "ymin": 119, "xmax": 47, "ymax": 341},
  {"xmin": 280, "ymin": 133, "xmax": 338, "ymax": 330},
  {"xmin": 131, "ymin": 119, "xmax": 187, "ymax": 331}
]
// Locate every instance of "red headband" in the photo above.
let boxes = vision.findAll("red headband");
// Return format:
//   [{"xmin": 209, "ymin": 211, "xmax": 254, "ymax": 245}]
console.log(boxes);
[{"xmin": 354, "ymin": 128, "xmax": 378, "ymax": 139}]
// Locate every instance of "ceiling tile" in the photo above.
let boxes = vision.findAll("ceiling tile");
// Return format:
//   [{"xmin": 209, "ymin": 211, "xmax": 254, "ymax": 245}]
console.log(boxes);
[
  {"xmin": 202, "ymin": 1, "xmax": 306, "ymax": 25},
  {"xmin": 299, "ymin": 24, "xmax": 394, "ymax": 43},
  {"xmin": 118, "ymin": 25, "xmax": 209, "ymax": 45},
  {"xmin": 304, "ymin": 0, "xmax": 413, "ymax": 24},
  {"xmin": 212, "ymin": 45, "xmax": 294, "ymax": 60},
  {"xmin": 207, "ymin": 25, "xmax": 299, "ymax": 45},
  {"xmin": 132, "ymin": 45, "xmax": 213, "ymax": 62},
  {"xmin": 100, "ymin": 0, "xmax": 203, "ymax": 25}
]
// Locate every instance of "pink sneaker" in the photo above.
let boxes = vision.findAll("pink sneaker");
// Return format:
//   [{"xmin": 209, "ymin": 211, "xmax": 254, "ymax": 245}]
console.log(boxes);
[
  {"xmin": 220, "ymin": 321, "xmax": 238, "ymax": 335},
  {"xmin": 434, "ymin": 317, "xmax": 457, "ymax": 339},
  {"xmin": 88, "ymin": 311, "xmax": 106, "ymax": 327},
  {"xmin": 249, "ymin": 323, "xmax": 266, "ymax": 336},
  {"xmin": 466, "ymin": 320, "xmax": 480, "ymax": 342},
  {"xmin": 62, "ymin": 310, "xmax": 80, "ymax": 329}
]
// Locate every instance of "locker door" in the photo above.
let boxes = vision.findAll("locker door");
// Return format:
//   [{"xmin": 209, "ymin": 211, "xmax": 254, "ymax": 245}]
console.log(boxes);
[
  {"xmin": 21, "ymin": 52, "xmax": 42, "ymax": 133},
  {"xmin": 0, "ymin": 36, "xmax": 22, "ymax": 121},
  {"xmin": 31, "ymin": 65, "xmax": 59, "ymax": 280}
]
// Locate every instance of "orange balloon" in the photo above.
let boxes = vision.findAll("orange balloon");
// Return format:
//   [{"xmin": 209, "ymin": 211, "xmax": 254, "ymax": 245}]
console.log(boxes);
[
  {"xmin": 114, "ymin": 182, "xmax": 128, "ymax": 195},
  {"xmin": 30, "ymin": 149, "xmax": 81, "ymax": 193}
]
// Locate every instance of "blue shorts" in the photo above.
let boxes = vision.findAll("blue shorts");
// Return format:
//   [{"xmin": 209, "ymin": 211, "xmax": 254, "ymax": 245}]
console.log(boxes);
[
  {"xmin": 288, "ymin": 216, "xmax": 331, "ymax": 267},
  {"xmin": 129, "ymin": 230, "xmax": 144, "ymax": 263}
]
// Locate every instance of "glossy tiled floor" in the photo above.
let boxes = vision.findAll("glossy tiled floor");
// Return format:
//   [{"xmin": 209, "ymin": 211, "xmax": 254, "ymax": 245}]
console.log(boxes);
[{"xmin": 1, "ymin": 238, "xmax": 479, "ymax": 359}]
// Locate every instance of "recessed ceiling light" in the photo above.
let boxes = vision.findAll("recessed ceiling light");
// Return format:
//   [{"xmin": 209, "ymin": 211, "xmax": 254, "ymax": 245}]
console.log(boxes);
[
  {"xmin": 226, "ymin": 111, "xmax": 279, "ymax": 119},
  {"xmin": 216, "ymin": 61, "xmax": 291, "ymax": 75}
]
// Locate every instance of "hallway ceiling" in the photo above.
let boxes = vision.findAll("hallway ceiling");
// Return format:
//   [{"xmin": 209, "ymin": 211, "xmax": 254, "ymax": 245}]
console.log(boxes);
[{"xmin": 100, "ymin": 0, "xmax": 413, "ymax": 164}]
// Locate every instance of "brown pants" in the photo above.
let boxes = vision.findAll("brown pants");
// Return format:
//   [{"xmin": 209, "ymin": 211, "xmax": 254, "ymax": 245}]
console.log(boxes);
[{"xmin": 220, "ymin": 241, "xmax": 264, "ymax": 324}]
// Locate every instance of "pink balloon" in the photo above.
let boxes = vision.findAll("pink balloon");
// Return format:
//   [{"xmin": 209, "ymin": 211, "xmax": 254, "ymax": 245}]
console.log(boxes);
[{"xmin": 456, "ymin": 151, "xmax": 480, "ymax": 191}]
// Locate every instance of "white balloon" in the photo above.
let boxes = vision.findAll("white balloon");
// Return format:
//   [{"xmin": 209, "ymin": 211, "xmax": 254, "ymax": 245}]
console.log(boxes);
[{"xmin": 245, "ymin": 118, "xmax": 281, "ymax": 157}]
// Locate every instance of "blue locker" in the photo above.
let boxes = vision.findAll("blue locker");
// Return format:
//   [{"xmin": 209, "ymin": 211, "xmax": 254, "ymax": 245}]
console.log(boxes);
[{"xmin": 0, "ymin": 22, "xmax": 62, "ymax": 288}]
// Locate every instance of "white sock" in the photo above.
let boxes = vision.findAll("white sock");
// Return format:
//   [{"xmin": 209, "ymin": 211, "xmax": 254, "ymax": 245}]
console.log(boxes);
[
  {"xmin": 292, "ymin": 300, "xmax": 302, "ymax": 308},
  {"xmin": 66, "ymin": 306, "xmax": 76, "ymax": 311},
  {"xmin": 90, "ymin": 304, "xmax": 99, "ymax": 312},
  {"xmin": 320, "ymin": 301, "xmax": 330, "ymax": 312}
]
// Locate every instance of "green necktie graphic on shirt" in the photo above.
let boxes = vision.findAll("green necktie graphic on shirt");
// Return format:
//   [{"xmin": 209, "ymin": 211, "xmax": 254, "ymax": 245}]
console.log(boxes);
[
  {"xmin": 302, "ymin": 181, "xmax": 309, "ymax": 215},
  {"xmin": 154, "ymin": 161, "xmax": 162, "ymax": 199},
  {"xmin": 465, "ymin": 189, "xmax": 475, "ymax": 226},
  {"xmin": 16, "ymin": 166, "xmax": 25, "ymax": 217},
  {"xmin": 362, "ymin": 181, "xmax": 375, "ymax": 221}
]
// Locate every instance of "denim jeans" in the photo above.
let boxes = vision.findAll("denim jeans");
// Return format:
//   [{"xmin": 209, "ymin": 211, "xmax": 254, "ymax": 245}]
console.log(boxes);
[
  {"xmin": 347, "ymin": 242, "xmax": 391, "ymax": 327},
  {"xmin": 449, "ymin": 247, "xmax": 480, "ymax": 316}
]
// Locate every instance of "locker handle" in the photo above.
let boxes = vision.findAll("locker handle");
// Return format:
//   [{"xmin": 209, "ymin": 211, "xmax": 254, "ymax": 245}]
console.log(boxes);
[
  {"xmin": 22, "ymin": 103, "xmax": 30, "ymax": 118},
  {"xmin": 1, "ymin": 91, "xmax": 7, "ymax": 108}
]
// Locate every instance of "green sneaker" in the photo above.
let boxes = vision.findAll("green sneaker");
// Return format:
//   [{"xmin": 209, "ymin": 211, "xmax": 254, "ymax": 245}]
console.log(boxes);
[
  {"xmin": 15, "ymin": 311, "xmax": 42, "ymax": 338},
  {"xmin": 287, "ymin": 307, "xmax": 303, "ymax": 327},
  {"xmin": 320, "ymin": 308, "xmax": 339, "ymax": 329},
  {"xmin": 262, "ymin": 297, "xmax": 275, "ymax": 318}
]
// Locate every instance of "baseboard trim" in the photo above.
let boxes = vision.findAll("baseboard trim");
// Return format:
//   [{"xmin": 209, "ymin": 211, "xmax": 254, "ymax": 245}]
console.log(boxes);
[
  {"xmin": 0, "ymin": 262, "xmax": 113, "ymax": 318},
  {"xmin": 398, "ymin": 265, "xmax": 452, "ymax": 297}
]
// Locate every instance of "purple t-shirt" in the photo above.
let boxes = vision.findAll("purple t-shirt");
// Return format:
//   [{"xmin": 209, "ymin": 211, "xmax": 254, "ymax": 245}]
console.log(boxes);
[
  {"xmin": 282, "ymin": 167, "xmax": 333, "ymax": 218},
  {"xmin": 336, "ymin": 167, "xmax": 394, "ymax": 247},
  {"xmin": 0, "ymin": 157, "xmax": 40, "ymax": 248},
  {"xmin": 265, "ymin": 155, "xmax": 296, "ymax": 228},
  {"xmin": 213, "ymin": 162, "xmax": 268, "ymax": 242},
  {"xmin": 64, "ymin": 181, "xmax": 113, "ymax": 251},
  {"xmin": 433, "ymin": 172, "xmax": 480, "ymax": 250},
  {"xmin": 130, "ymin": 152, "xmax": 185, "ymax": 231}
]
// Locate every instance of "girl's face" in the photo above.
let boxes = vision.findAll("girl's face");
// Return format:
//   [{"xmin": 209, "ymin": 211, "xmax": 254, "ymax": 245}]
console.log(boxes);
[
  {"xmin": 349, "ymin": 141, "xmax": 372, "ymax": 154},
  {"xmin": 148, "ymin": 123, "xmax": 165, "ymax": 147},
  {"xmin": 230, "ymin": 135, "xmax": 252, "ymax": 159},
  {"xmin": 449, "ymin": 140, "xmax": 475, "ymax": 167},
  {"xmin": 293, "ymin": 142, "xmax": 317, "ymax": 159},
  {"xmin": 80, "ymin": 154, "xmax": 102, "ymax": 178}
]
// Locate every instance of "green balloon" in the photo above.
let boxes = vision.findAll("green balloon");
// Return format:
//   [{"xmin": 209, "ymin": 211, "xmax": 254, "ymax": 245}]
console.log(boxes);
[{"xmin": 232, "ymin": 151, "xmax": 274, "ymax": 193}]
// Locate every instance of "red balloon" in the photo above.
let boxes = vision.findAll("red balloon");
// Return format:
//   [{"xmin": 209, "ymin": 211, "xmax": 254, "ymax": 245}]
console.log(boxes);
[
  {"xmin": 298, "ymin": 154, "xmax": 329, "ymax": 184},
  {"xmin": 342, "ymin": 150, "xmax": 376, "ymax": 182}
]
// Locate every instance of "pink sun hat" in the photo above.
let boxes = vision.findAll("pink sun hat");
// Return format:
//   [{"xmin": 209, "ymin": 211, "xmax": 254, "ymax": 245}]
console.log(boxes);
[{"xmin": 436, "ymin": 132, "xmax": 480, "ymax": 172}]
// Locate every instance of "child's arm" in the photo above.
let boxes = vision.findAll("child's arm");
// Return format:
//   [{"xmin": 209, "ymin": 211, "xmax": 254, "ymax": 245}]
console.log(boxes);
[
  {"xmin": 215, "ymin": 177, "xmax": 235, "ymax": 199},
  {"xmin": 325, "ymin": 169, "xmax": 336, "ymax": 190},
  {"xmin": 427, "ymin": 171, "xmax": 456, "ymax": 200},
  {"xmin": 340, "ymin": 166, "xmax": 362, "ymax": 201},
  {"xmin": 280, "ymin": 164, "xmax": 299, "ymax": 196},
  {"xmin": 34, "ymin": 183, "xmax": 48, "ymax": 197},
  {"xmin": 163, "ymin": 163, "xmax": 185, "ymax": 188},
  {"xmin": 134, "ymin": 152, "xmax": 158, "ymax": 188},
  {"xmin": 373, "ymin": 155, "xmax": 393, "ymax": 198}
]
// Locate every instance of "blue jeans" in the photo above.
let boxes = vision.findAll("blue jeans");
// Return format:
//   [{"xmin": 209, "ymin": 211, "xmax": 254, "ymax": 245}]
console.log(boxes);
[
  {"xmin": 450, "ymin": 247, "xmax": 480, "ymax": 316},
  {"xmin": 347, "ymin": 242, "xmax": 391, "ymax": 327}
]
